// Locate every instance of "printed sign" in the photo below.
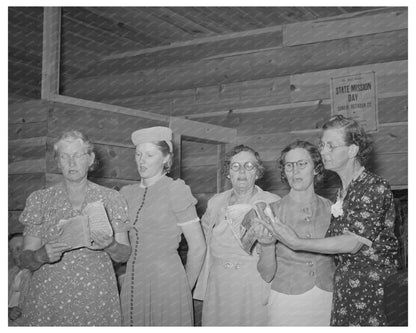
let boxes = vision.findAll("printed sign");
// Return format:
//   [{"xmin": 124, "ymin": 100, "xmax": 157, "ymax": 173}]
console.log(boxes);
[{"xmin": 330, "ymin": 72, "xmax": 378, "ymax": 131}]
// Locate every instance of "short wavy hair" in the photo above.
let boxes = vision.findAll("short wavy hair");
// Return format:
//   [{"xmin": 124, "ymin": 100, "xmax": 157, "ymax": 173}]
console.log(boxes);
[
  {"xmin": 53, "ymin": 130, "xmax": 97, "ymax": 171},
  {"xmin": 322, "ymin": 115, "xmax": 373, "ymax": 166},
  {"xmin": 279, "ymin": 140, "xmax": 324, "ymax": 186},
  {"xmin": 152, "ymin": 140, "xmax": 174, "ymax": 173},
  {"xmin": 222, "ymin": 144, "xmax": 265, "ymax": 180}
]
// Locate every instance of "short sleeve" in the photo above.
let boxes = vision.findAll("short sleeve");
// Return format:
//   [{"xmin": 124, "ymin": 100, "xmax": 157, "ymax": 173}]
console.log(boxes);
[
  {"xmin": 169, "ymin": 179, "xmax": 198, "ymax": 225},
  {"xmin": 19, "ymin": 190, "xmax": 45, "ymax": 238},
  {"xmin": 104, "ymin": 190, "xmax": 131, "ymax": 233}
]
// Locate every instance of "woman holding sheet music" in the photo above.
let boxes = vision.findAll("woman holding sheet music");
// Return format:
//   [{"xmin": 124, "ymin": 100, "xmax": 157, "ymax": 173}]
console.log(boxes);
[
  {"xmin": 194, "ymin": 145, "xmax": 280, "ymax": 326},
  {"xmin": 256, "ymin": 140, "xmax": 336, "ymax": 326},
  {"xmin": 18, "ymin": 130, "xmax": 131, "ymax": 326}
]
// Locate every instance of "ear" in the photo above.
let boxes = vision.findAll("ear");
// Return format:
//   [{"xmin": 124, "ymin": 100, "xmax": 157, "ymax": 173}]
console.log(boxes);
[
  {"xmin": 88, "ymin": 152, "xmax": 95, "ymax": 167},
  {"xmin": 348, "ymin": 144, "xmax": 359, "ymax": 159}
]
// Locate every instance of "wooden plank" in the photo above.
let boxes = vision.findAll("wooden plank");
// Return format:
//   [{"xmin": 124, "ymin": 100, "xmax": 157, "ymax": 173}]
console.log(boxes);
[
  {"xmin": 9, "ymin": 123, "xmax": 47, "ymax": 139},
  {"xmin": 62, "ymin": 30, "xmax": 407, "ymax": 99},
  {"xmin": 41, "ymin": 7, "xmax": 61, "ymax": 100},
  {"xmin": 8, "ymin": 173, "xmax": 46, "ymax": 210},
  {"xmin": 9, "ymin": 137, "xmax": 47, "ymax": 162},
  {"xmin": 9, "ymin": 159, "xmax": 46, "ymax": 174},
  {"xmin": 48, "ymin": 102, "xmax": 166, "ymax": 146},
  {"xmin": 8, "ymin": 100, "xmax": 50, "ymax": 124},
  {"xmin": 49, "ymin": 95, "xmax": 170, "ymax": 122},
  {"xmin": 171, "ymin": 133, "xmax": 182, "ymax": 179},
  {"xmin": 181, "ymin": 165, "xmax": 218, "ymax": 194},
  {"xmin": 169, "ymin": 117, "xmax": 237, "ymax": 143},
  {"xmin": 284, "ymin": 8, "xmax": 407, "ymax": 46},
  {"xmin": 290, "ymin": 60, "xmax": 407, "ymax": 102}
]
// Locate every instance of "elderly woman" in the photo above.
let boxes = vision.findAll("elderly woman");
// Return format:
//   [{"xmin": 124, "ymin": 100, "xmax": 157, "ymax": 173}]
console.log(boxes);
[
  {"xmin": 194, "ymin": 145, "xmax": 280, "ymax": 326},
  {"xmin": 119, "ymin": 126, "xmax": 206, "ymax": 326},
  {"xmin": 18, "ymin": 130, "xmax": 131, "ymax": 326},
  {"xmin": 256, "ymin": 140, "xmax": 335, "ymax": 326},
  {"xmin": 258, "ymin": 115, "xmax": 399, "ymax": 326}
]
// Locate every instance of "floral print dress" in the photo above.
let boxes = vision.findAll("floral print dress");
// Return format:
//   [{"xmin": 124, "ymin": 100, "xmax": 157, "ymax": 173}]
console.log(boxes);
[
  {"xmin": 326, "ymin": 170, "xmax": 399, "ymax": 326},
  {"xmin": 19, "ymin": 181, "xmax": 131, "ymax": 326}
]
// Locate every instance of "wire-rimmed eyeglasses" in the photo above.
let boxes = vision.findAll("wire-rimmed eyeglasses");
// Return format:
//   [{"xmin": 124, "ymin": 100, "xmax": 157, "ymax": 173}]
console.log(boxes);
[
  {"xmin": 230, "ymin": 161, "xmax": 257, "ymax": 172},
  {"xmin": 284, "ymin": 160, "xmax": 310, "ymax": 172},
  {"xmin": 317, "ymin": 141, "xmax": 347, "ymax": 152}
]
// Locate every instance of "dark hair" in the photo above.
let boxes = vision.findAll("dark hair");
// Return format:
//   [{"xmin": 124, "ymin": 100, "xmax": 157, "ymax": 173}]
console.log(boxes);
[
  {"xmin": 222, "ymin": 145, "xmax": 265, "ymax": 180},
  {"xmin": 8, "ymin": 232, "xmax": 23, "ymax": 242},
  {"xmin": 322, "ymin": 115, "xmax": 372, "ymax": 165},
  {"xmin": 53, "ymin": 130, "xmax": 97, "ymax": 171},
  {"xmin": 279, "ymin": 140, "xmax": 324, "ymax": 186},
  {"xmin": 152, "ymin": 141, "xmax": 173, "ymax": 173}
]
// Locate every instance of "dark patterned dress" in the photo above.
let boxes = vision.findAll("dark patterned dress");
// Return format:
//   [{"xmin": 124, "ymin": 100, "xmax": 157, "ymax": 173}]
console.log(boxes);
[
  {"xmin": 326, "ymin": 170, "xmax": 399, "ymax": 326},
  {"xmin": 19, "ymin": 181, "xmax": 130, "ymax": 326}
]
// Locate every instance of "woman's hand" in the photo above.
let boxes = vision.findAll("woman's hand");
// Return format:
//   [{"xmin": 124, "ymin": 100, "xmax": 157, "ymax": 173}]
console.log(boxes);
[
  {"xmin": 256, "ymin": 216, "xmax": 301, "ymax": 250},
  {"xmin": 43, "ymin": 242, "xmax": 71, "ymax": 263},
  {"xmin": 252, "ymin": 219, "xmax": 276, "ymax": 245},
  {"xmin": 8, "ymin": 306, "xmax": 22, "ymax": 321},
  {"xmin": 90, "ymin": 231, "xmax": 114, "ymax": 249}
]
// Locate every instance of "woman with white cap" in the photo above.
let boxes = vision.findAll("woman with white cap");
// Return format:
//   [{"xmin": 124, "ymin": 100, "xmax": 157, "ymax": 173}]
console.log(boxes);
[{"xmin": 119, "ymin": 126, "xmax": 206, "ymax": 326}]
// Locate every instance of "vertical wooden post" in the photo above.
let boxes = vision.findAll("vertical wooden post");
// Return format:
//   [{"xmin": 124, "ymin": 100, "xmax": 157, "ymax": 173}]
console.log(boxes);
[
  {"xmin": 216, "ymin": 143, "xmax": 226, "ymax": 193},
  {"xmin": 171, "ymin": 133, "xmax": 182, "ymax": 179},
  {"xmin": 41, "ymin": 7, "xmax": 61, "ymax": 100}
]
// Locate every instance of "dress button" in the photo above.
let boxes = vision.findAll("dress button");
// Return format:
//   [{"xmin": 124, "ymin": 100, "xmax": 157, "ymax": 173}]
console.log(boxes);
[
  {"xmin": 306, "ymin": 234, "xmax": 311, "ymax": 238},
  {"xmin": 309, "ymin": 271, "xmax": 315, "ymax": 276},
  {"xmin": 307, "ymin": 261, "xmax": 313, "ymax": 266}
]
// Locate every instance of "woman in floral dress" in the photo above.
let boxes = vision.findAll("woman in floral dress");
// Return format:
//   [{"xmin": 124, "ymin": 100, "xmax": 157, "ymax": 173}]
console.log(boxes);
[
  {"xmin": 257, "ymin": 115, "xmax": 399, "ymax": 326},
  {"xmin": 18, "ymin": 130, "xmax": 131, "ymax": 326}
]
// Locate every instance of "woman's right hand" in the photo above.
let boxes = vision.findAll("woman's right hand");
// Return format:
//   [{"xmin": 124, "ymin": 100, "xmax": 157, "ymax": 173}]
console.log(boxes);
[
  {"xmin": 43, "ymin": 242, "xmax": 70, "ymax": 263},
  {"xmin": 256, "ymin": 216, "xmax": 301, "ymax": 250}
]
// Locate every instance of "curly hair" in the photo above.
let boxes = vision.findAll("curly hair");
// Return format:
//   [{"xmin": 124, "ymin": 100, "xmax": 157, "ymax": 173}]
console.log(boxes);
[
  {"xmin": 222, "ymin": 144, "xmax": 265, "ymax": 180},
  {"xmin": 278, "ymin": 140, "xmax": 324, "ymax": 186},
  {"xmin": 53, "ymin": 130, "xmax": 97, "ymax": 171},
  {"xmin": 322, "ymin": 115, "xmax": 373, "ymax": 165}
]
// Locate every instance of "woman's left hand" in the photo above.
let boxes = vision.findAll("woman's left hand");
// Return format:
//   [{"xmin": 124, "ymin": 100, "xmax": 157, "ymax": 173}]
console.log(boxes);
[
  {"xmin": 90, "ymin": 231, "xmax": 114, "ymax": 249},
  {"xmin": 252, "ymin": 219, "xmax": 276, "ymax": 245}
]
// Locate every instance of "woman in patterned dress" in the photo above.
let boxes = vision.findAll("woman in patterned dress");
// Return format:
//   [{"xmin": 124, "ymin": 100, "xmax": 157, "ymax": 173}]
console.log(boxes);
[
  {"xmin": 18, "ymin": 130, "xmax": 131, "ymax": 326},
  {"xmin": 119, "ymin": 126, "xmax": 206, "ymax": 326},
  {"xmin": 257, "ymin": 115, "xmax": 399, "ymax": 326}
]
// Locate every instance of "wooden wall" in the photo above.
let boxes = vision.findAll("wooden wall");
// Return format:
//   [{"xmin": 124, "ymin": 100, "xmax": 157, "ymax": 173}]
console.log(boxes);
[
  {"xmin": 86, "ymin": 8, "xmax": 407, "ymax": 212},
  {"xmin": 9, "ymin": 7, "xmax": 408, "ymax": 230}
]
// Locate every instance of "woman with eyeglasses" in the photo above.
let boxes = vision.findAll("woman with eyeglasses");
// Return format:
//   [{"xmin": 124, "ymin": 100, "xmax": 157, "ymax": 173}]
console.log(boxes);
[
  {"xmin": 18, "ymin": 130, "xmax": 131, "ymax": 326},
  {"xmin": 194, "ymin": 145, "xmax": 280, "ymax": 326},
  {"xmin": 257, "ymin": 115, "xmax": 399, "ymax": 326},
  {"xmin": 256, "ymin": 140, "xmax": 336, "ymax": 326}
]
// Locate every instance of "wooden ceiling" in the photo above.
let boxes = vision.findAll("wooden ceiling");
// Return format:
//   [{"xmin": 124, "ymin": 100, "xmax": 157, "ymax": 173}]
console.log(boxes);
[{"xmin": 9, "ymin": 6, "xmax": 386, "ymax": 102}]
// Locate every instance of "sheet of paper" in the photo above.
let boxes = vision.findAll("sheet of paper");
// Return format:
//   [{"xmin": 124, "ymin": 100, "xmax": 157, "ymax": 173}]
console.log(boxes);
[
  {"xmin": 57, "ymin": 215, "xmax": 91, "ymax": 250},
  {"xmin": 82, "ymin": 201, "xmax": 113, "ymax": 237}
]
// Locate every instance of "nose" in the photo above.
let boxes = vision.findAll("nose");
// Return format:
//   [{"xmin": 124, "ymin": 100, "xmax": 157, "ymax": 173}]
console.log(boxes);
[
  {"xmin": 68, "ymin": 156, "xmax": 76, "ymax": 166},
  {"xmin": 238, "ymin": 167, "xmax": 246, "ymax": 174}
]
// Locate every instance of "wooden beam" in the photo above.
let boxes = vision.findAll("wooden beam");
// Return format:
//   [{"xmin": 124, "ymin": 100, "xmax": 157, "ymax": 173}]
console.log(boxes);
[
  {"xmin": 171, "ymin": 133, "xmax": 182, "ymax": 179},
  {"xmin": 48, "ymin": 95, "xmax": 170, "ymax": 122},
  {"xmin": 169, "ymin": 117, "xmax": 236, "ymax": 143},
  {"xmin": 41, "ymin": 7, "xmax": 61, "ymax": 100}
]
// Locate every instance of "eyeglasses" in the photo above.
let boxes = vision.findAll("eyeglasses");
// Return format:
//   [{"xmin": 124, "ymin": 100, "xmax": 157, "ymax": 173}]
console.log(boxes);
[
  {"xmin": 284, "ymin": 160, "xmax": 310, "ymax": 172},
  {"xmin": 230, "ymin": 161, "xmax": 257, "ymax": 172},
  {"xmin": 59, "ymin": 152, "xmax": 89, "ymax": 163},
  {"xmin": 317, "ymin": 142, "xmax": 347, "ymax": 152}
]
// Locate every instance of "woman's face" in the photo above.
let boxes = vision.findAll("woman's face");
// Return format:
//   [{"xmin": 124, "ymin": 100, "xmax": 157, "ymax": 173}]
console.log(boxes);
[
  {"xmin": 229, "ymin": 151, "xmax": 258, "ymax": 193},
  {"xmin": 284, "ymin": 148, "xmax": 315, "ymax": 192},
  {"xmin": 135, "ymin": 142, "xmax": 168, "ymax": 180},
  {"xmin": 320, "ymin": 128, "xmax": 350, "ymax": 172},
  {"xmin": 57, "ymin": 139, "xmax": 94, "ymax": 183}
]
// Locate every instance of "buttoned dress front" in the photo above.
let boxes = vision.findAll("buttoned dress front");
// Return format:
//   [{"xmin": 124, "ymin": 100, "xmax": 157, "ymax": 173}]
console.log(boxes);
[{"xmin": 119, "ymin": 176, "xmax": 199, "ymax": 326}]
